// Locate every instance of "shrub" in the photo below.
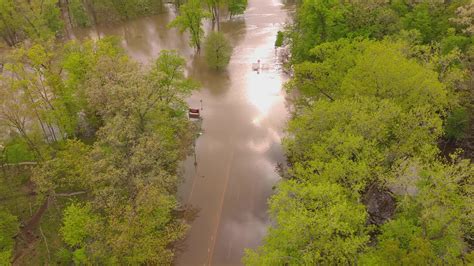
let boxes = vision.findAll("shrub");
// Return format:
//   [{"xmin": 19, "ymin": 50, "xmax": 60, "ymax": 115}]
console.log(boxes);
[{"xmin": 275, "ymin": 31, "xmax": 284, "ymax": 47}]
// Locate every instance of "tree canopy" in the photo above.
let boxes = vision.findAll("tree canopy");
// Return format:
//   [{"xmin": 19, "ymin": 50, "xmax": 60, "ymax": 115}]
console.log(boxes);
[
  {"xmin": 245, "ymin": 0, "xmax": 473, "ymax": 264},
  {"xmin": 204, "ymin": 31, "xmax": 233, "ymax": 69},
  {"xmin": 169, "ymin": 0, "xmax": 210, "ymax": 51}
]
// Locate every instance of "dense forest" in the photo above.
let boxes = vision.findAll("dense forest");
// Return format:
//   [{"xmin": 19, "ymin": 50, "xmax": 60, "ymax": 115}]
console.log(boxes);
[
  {"xmin": 245, "ymin": 0, "xmax": 473, "ymax": 265},
  {"xmin": 0, "ymin": 0, "xmax": 245, "ymax": 264}
]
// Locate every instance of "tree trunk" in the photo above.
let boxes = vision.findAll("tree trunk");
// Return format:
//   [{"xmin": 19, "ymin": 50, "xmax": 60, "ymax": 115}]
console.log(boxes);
[
  {"xmin": 83, "ymin": 0, "xmax": 98, "ymax": 26},
  {"xmin": 215, "ymin": 7, "xmax": 220, "ymax": 31},
  {"xmin": 58, "ymin": 0, "xmax": 73, "ymax": 39}
]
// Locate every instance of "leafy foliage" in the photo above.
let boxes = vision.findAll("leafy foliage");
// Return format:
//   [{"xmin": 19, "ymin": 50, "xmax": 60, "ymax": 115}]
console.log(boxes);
[
  {"xmin": 275, "ymin": 31, "xmax": 284, "ymax": 47},
  {"xmin": 68, "ymin": 0, "xmax": 92, "ymax": 27},
  {"xmin": 0, "ymin": 0, "xmax": 62, "ymax": 46},
  {"xmin": 2, "ymin": 137, "xmax": 36, "ymax": 163},
  {"xmin": 204, "ymin": 31, "xmax": 233, "ymax": 69},
  {"xmin": 60, "ymin": 203, "xmax": 96, "ymax": 248},
  {"xmin": 67, "ymin": 0, "xmax": 163, "ymax": 25},
  {"xmin": 288, "ymin": 0, "xmax": 471, "ymax": 63},
  {"xmin": 33, "ymin": 140, "xmax": 92, "ymax": 195},
  {"xmin": 0, "ymin": 0, "xmax": 251, "ymax": 263},
  {"xmin": 445, "ymin": 108, "xmax": 469, "ymax": 141},
  {"xmin": 246, "ymin": 0, "xmax": 473, "ymax": 264},
  {"xmin": 227, "ymin": 0, "xmax": 247, "ymax": 17},
  {"xmin": 169, "ymin": 0, "xmax": 210, "ymax": 51},
  {"xmin": 32, "ymin": 45, "xmax": 197, "ymax": 264},
  {"xmin": 362, "ymin": 159, "xmax": 473, "ymax": 265},
  {"xmin": 244, "ymin": 181, "xmax": 369, "ymax": 265},
  {"xmin": 0, "ymin": 208, "xmax": 18, "ymax": 264},
  {"xmin": 1, "ymin": 37, "xmax": 197, "ymax": 264}
]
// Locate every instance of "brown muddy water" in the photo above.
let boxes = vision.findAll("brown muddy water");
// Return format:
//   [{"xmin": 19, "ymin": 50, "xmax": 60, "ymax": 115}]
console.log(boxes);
[{"xmin": 74, "ymin": 1, "xmax": 294, "ymax": 265}]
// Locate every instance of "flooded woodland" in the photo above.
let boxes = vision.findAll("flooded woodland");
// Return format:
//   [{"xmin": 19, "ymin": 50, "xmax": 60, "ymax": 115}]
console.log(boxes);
[{"xmin": 1, "ymin": 0, "xmax": 472, "ymax": 265}]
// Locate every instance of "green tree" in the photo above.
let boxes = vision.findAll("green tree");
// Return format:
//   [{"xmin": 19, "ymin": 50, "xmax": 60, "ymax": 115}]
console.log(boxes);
[
  {"xmin": 227, "ymin": 0, "xmax": 247, "ymax": 18},
  {"xmin": 285, "ymin": 97, "xmax": 442, "ymax": 192},
  {"xmin": 2, "ymin": 39, "xmax": 198, "ymax": 264},
  {"xmin": 289, "ymin": 0, "xmax": 349, "ymax": 62},
  {"xmin": 248, "ymin": 0, "xmax": 472, "ymax": 265},
  {"xmin": 0, "ymin": 0, "xmax": 63, "ymax": 46},
  {"xmin": 73, "ymin": 0, "xmax": 163, "ymax": 25},
  {"xmin": 88, "ymin": 185, "xmax": 187, "ymax": 264},
  {"xmin": 61, "ymin": 37, "xmax": 125, "ymax": 135},
  {"xmin": 244, "ymin": 181, "xmax": 369, "ymax": 265},
  {"xmin": 401, "ymin": 2, "xmax": 449, "ymax": 43},
  {"xmin": 444, "ymin": 107, "xmax": 469, "ymax": 141},
  {"xmin": 0, "ymin": 208, "xmax": 18, "ymax": 264},
  {"xmin": 60, "ymin": 203, "xmax": 98, "ymax": 264},
  {"xmin": 32, "ymin": 139, "xmax": 92, "ymax": 196},
  {"xmin": 286, "ymin": 38, "xmax": 370, "ymax": 106},
  {"xmin": 54, "ymin": 48, "xmax": 196, "ymax": 264},
  {"xmin": 0, "ymin": 0, "xmax": 23, "ymax": 46},
  {"xmin": 361, "ymin": 159, "xmax": 473, "ymax": 264},
  {"xmin": 169, "ymin": 0, "xmax": 210, "ymax": 51},
  {"xmin": 288, "ymin": 39, "xmax": 449, "ymax": 115},
  {"xmin": 2, "ymin": 41, "xmax": 82, "ymax": 144},
  {"xmin": 345, "ymin": 1, "xmax": 400, "ymax": 39},
  {"xmin": 340, "ymin": 41, "xmax": 448, "ymax": 112},
  {"xmin": 60, "ymin": 203, "xmax": 96, "ymax": 249},
  {"xmin": 204, "ymin": 31, "xmax": 232, "ymax": 69},
  {"xmin": 68, "ymin": 0, "xmax": 91, "ymax": 27},
  {"xmin": 204, "ymin": 0, "xmax": 248, "ymax": 28},
  {"xmin": 148, "ymin": 50, "xmax": 199, "ymax": 107},
  {"xmin": 2, "ymin": 137, "xmax": 37, "ymax": 164}
]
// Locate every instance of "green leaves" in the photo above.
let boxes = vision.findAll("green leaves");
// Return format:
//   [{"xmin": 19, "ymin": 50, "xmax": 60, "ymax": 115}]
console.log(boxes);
[
  {"xmin": 248, "ymin": 0, "xmax": 472, "ymax": 263},
  {"xmin": 66, "ymin": 0, "xmax": 163, "ymax": 25},
  {"xmin": 252, "ymin": 36, "xmax": 454, "ymax": 261},
  {"xmin": 47, "ymin": 45, "xmax": 195, "ymax": 264},
  {"xmin": 204, "ymin": 31, "xmax": 233, "ymax": 70},
  {"xmin": 227, "ymin": 0, "xmax": 247, "ymax": 17},
  {"xmin": 32, "ymin": 140, "xmax": 92, "ymax": 195},
  {"xmin": 149, "ymin": 50, "xmax": 198, "ymax": 105},
  {"xmin": 275, "ymin": 31, "xmax": 284, "ymax": 47},
  {"xmin": 290, "ymin": 0, "xmax": 350, "ymax": 62},
  {"xmin": 0, "ymin": 208, "xmax": 17, "ymax": 264},
  {"xmin": 362, "ymin": 159, "xmax": 473, "ymax": 265},
  {"xmin": 0, "ymin": 0, "xmax": 63, "ymax": 46},
  {"xmin": 341, "ymin": 42, "xmax": 448, "ymax": 112},
  {"xmin": 100, "ymin": 184, "xmax": 187, "ymax": 265},
  {"xmin": 286, "ymin": 96, "xmax": 441, "ymax": 182},
  {"xmin": 0, "ymin": 38, "xmax": 196, "ymax": 264},
  {"xmin": 168, "ymin": 0, "xmax": 210, "ymax": 50},
  {"xmin": 60, "ymin": 203, "xmax": 96, "ymax": 248},
  {"xmin": 244, "ymin": 181, "xmax": 369, "ymax": 265},
  {"xmin": 444, "ymin": 107, "xmax": 469, "ymax": 141}
]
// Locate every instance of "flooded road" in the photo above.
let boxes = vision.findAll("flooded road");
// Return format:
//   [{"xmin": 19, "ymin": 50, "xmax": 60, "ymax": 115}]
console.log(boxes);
[{"xmin": 75, "ymin": 1, "xmax": 293, "ymax": 265}]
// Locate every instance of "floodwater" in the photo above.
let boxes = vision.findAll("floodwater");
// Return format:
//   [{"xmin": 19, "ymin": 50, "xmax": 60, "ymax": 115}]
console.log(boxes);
[{"xmin": 74, "ymin": 1, "xmax": 293, "ymax": 265}]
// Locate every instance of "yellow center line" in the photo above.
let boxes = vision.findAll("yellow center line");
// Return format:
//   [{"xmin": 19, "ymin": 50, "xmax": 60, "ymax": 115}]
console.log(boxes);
[{"xmin": 207, "ymin": 147, "xmax": 235, "ymax": 266}]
